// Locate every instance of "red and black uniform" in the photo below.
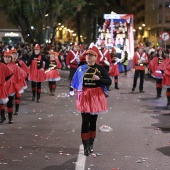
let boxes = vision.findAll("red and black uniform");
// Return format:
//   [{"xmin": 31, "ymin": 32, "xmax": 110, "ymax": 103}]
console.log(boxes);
[
  {"xmin": 46, "ymin": 57, "xmax": 62, "ymax": 95},
  {"xmin": 148, "ymin": 52, "xmax": 165, "ymax": 97},
  {"xmin": 78, "ymin": 48, "xmax": 87, "ymax": 66},
  {"xmin": 109, "ymin": 51, "xmax": 120, "ymax": 89},
  {"xmin": 97, "ymin": 48, "xmax": 112, "ymax": 73},
  {"xmin": 6, "ymin": 62, "xmax": 27, "ymax": 123},
  {"xmin": 0, "ymin": 62, "xmax": 13, "ymax": 123},
  {"xmin": 66, "ymin": 49, "xmax": 80, "ymax": 92},
  {"xmin": 2, "ymin": 49, "xmax": 27, "ymax": 124},
  {"xmin": 159, "ymin": 57, "xmax": 170, "ymax": 105},
  {"xmin": 14, "ymin": 59, "xmax": 29, "ymax": 114},
  {"xmin": 27, "ymin": 52, "xmax": 49, "ymax": 102},
  {"xmin": 72, "ymin": 62, "xmax": 112, "ymax": 156},
  {"xmin": 131, "ymin": 49, "xmax": 148, "ymax": 92}
]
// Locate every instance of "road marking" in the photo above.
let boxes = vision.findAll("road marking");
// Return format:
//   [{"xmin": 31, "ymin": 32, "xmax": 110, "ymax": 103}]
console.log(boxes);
[{"xmin": 75, "ymin": 144, "xmax": 86, "ymax": 170}]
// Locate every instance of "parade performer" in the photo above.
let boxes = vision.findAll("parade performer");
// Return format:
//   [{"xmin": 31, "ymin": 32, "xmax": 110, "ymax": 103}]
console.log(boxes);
[
  {"xmin": 45, "ymin": 50, "xmax": 62, "ymax": 95},
  {"xmin": 131, "ymin": 44, "xmax": 148, "ymax": 92},
  {"xmin": 97, "ymin": 41, "xmax": 112, "ymax": 73},
  {"xmin": 66, "ymin": 43, "xmax": 80, "ymax": 96},
  {"xmin": 2, "ymin": 49, "xmax": 27, "ymax": 124},
  {"xmin": 71, "ymin": 44, "xmax": 112, "ymax": 156},
  {"xmin": 97, "ymin": 42, "xmax": 112, "ymax": 90},
  {"xmin": 78, "ymin": 44, "xmax": 87, "ymax": 66},
  {"xmin": 10, "ymin": 47, "xmax": 29, "ymax": 114},
  {"xmin": 27, "ymin": 44, "xmax": 49, "ymax": 102},
  {"xmin": 148, "ymin": 47, "xmax": 165, "ymax": 97},
  {"xmin": 0, "ymin": 62, "xmax": 13, "ymax": 123},
  {"xmin": 159, "ymin": 50, "xmax": 170, "ymax": 106},
  {"xmin": 109, "ymin": 47, "xmax": 120, "ymax": 89}
]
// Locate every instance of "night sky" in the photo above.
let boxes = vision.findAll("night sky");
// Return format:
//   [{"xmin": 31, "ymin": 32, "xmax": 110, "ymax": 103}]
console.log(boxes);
[{"xmin": 115, "ymin": 0, "xmax": 121, "ymax": 6}]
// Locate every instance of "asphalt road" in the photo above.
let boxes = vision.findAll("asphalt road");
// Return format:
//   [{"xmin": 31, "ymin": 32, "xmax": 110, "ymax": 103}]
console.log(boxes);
[{"xmin": 0, "ymin": 69, "xmax": 170, "ymax": 170}]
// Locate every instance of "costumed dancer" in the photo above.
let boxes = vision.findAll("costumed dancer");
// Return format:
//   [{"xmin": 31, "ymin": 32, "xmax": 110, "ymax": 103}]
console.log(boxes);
[
  {"xmin": 97, "ymin": 41, "xmax": 112, "ymax": 73},
  {"xmin": 66, "ymin": 43, "xmax": 80, "ymax": 96},
  {"xmin": 45, "ymin": 50, "xmax": 62, "ymax": 95},
  {"xmin": 131, "ymin": 44, "xmax": 148, "ymax": 92},
  {"xmin": 108, "ymin": 47, "xmax": 120, "ymax": 89},
  {"xmin": 71, "ymin": 44, "xmax": 112, "ymax": 156},
  {"xmin": 0, "ymin": 62, "xmax": 13, "ymax": 123},
  {"xmin": 96, "ymin": 41, "xmax": 112, "ymax": 90},
  {"xmin": 159, "ymin": 50, "xmax": 170, "ymax": 106},
  {"xmin": 27, "ymin": 44, "xmax": 49, "ymax": 103},
  {"xmin": 2, "ymin": 50, "xmax": 27, "ymax": 124},
  {"xmin": 10, "ymin": 47, "xmax": 29, "ymax": 115},
  {"xmin": 78, "ymin": 44, "xmax": 87, "ymax": 66},
  {"xmin": 148, "ymin": 47, "xmax": 165, "ymax": 97}
]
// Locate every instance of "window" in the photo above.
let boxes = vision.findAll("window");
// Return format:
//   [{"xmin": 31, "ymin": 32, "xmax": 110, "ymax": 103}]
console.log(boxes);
[
  {"xmin": 165, "ymin": 16, "xmax": 170, "ymax": 23},
  {"xmin": 158, "ymin": 14, "xmax": 162, "ymax": 23},
  {"xmin": 165, "ymin": 2, "xmax": 170, "ymax": 8}
]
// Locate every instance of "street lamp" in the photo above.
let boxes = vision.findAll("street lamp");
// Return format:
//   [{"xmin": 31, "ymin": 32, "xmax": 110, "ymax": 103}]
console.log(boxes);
[
  {"xmin": 44, "ymin": 14, "xmax": 49, "ymax": 43},
  {"xmin": 142, "ymin": 24, "xmax": 146, "ymax": 38}
]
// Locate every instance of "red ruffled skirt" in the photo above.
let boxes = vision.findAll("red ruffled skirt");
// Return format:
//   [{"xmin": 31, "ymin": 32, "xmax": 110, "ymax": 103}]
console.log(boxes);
[
  {"xmin": 46, "ymin": 69, "xmax": 61, "ymax": 81},
  {"xmin": 29, "ymin": 69, "xmax": 46, "ymax": 82},
  {"xmin": 0, "ymin": 84, "xmax": 8, "ymax": 104},
  {"xmin": 17, "ymin": 78, "xmax": 27, "ymax": 91},
  {"xmin": 162, "ymin": 75, "xmax": 170, "ymax": 88},
  {"xmin": 76, "ymin": 87, "xmax": 108, "ymax": 114},
  {"xmin": 109, "ymin": 64, "xmax": 120, "ymax": 76}
]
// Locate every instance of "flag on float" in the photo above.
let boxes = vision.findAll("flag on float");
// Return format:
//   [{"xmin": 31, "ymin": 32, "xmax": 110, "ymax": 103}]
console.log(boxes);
[{"xmin": 120, "ymin": 14, "xmax": 134, "ymax": 59}]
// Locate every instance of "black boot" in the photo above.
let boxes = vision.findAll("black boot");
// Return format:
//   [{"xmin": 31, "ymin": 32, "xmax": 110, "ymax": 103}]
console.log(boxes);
[
  {"xmin": 167, "ymin": 96, "xmax": 170, "ymax": 106},
  {"xmin": 0, "ymin": 110, "xmax": 6, "ymax": 123},
  {"xmin": 14, "ymin": 104, "xmax": 19, "ymax": 115},
  {"xmin": 8, "ymin": 113, "xmax": 13, "ymax": 124},
  {"xmin": 32, "ymin": 90, "xmax": 36, "ymax": 101},
  {"xmin": 37, "ymin": 92, "xmax": 40, "ymax": 103},
  {"xmin": 89, "ymin": 138, "xmax": 94, "ymax": 153},
  {"xmin": 82, "ymin": 140, "xmax": 90, "ymax": 156},
  {"xmin": 157, "ymin": 88, "xmax": 162, "ymax": 98},
  {"xmin": 49, "ymin": 85, "xmax": 52, "ymax": 95},
  {"xmin": 115, "ymin": 82, "xmax": 119, "ymax": 89}
]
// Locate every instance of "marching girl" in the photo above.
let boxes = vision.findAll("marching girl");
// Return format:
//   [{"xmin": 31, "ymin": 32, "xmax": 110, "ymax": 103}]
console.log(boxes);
[
  {"xmin": 10, "ymin": 47, "xmax": 29, "ymax": 115},
  {"xmin": 2, "ymin": 49, "xmax": 27, "ymax": 124},
  {"xmin": 148, "ymin": 47, "xmax": 165, "ymax": 97},
  {"xmin": 66, "ymin": 44, "xmax": 80, "ymax": 96},
  {"xmin": 159, "ymin": 50, "xmax": 170, "ymax": 106},
  {"xmin": 108, "ymin": 47, "xmax": 120, "ymax": 90},
  {"xmin": 0, "ymin": 62, "xmax": 13, "ymax": 123},
  {"xmin": 71, "ymin": 45, "xmax": 112, "ymax": 156},
  {"xmin": 27, "ymin": 44, "xmax": 49, "ymax": 102},
  {"xmin": 45, "ymin": 50, "xmax": 62, "ymax": 95}
]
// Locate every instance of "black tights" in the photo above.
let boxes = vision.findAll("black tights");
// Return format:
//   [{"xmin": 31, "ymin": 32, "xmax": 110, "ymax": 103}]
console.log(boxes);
[
  {"xmin": 31, "ymin": 81, "xmax": 41, "ymax": 90},
  {"xmin": 81, "ymin": 113, "xmax": 98, "ymax": 133},
  {"xmin": 48, "ymin": 81, "xmax": 56, "ymax": 86}
]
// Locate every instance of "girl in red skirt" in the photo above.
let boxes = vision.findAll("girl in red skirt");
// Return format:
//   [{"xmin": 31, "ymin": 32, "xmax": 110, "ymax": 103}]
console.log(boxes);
[
  {"xmin": 10, "ymin": 47, "xmax": 29, "ymax": 114},
  {"xmin": 0, "ymin": 62, "xmax": 13, "ymax": 123},
  {"xmin": 71, "ymin": 45, "xmax": 112, "ymax": 156},
  {"xmin": 148, "ymin": 47, "xmax": 165, "ymax": 97},
  {"xmin": 27, "ymin": 44, "xmax": 49, "ymax": 102},
  {"xmin": 159, "ymin": 50, "xmax": 170, "ymax": 105},
  {"xmin": 109, "ymin": 48, "xmax": 120, "ymax": 89},
  {"xmin": 45, "ymin": 50, "xmax": 62, "ymax": 95},
  {"xmin": 2, "ymin": 49, "xmax": 27, "ymax": 123}
]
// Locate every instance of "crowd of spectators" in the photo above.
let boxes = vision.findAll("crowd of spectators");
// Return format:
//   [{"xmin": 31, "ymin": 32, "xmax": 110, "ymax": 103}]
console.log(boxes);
[{"xmin": 0, "ymin": 41, "xmax": 77, "ymax": 70}]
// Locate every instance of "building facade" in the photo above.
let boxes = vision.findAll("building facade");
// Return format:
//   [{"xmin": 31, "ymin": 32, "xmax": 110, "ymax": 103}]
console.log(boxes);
[
  {"xmin": 0, "ymin": 9, "xmax": 23, "ymax": 45},
  {"xmin": 129, "ymin": 0, "xmax": 170, "ymax": 48}
]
